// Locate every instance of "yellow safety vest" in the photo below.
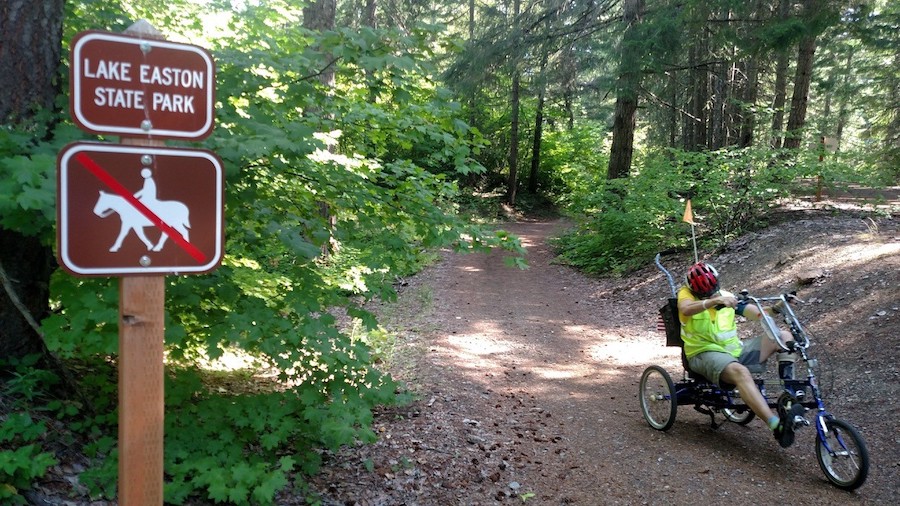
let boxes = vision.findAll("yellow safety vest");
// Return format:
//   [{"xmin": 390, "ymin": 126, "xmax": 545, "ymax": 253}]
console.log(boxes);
[{"xmin": 677, "ymin": 286, "xmax": 741, "ymax": 359}]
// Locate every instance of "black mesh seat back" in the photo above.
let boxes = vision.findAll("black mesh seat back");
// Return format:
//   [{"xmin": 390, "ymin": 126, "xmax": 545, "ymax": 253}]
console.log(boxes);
[{"xmin": 659, "ymin": 298, "xmax": 681, "ymax": 347}]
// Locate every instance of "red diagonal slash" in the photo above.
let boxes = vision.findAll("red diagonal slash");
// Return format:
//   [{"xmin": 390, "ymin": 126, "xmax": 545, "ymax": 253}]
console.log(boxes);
[{"xmin": 75, "ymin": 152, "xmax": 207, "ymax": 263}]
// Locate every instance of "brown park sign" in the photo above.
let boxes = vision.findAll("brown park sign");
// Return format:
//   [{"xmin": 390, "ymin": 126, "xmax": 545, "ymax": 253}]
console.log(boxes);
[
  {"xmin": 57, "ymin": 142, "xmax": 224, "ymax": 276},
  {"xmin": 70, "ymin": 31, "xmax": 215, "ymax": 139}
]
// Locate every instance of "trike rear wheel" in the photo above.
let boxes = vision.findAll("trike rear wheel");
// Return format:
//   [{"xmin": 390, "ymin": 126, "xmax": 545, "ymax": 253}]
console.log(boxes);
[
  {"xmin": 723, "ymin": 408, "xmax": 755, "ymax": 425},
  {"xmin": 815, "ymin": 417, "xmax": 869, "ymax": 490},
  {"xmin": 639, "ymin": 366, "xmax": 676, "ymax": 431}
]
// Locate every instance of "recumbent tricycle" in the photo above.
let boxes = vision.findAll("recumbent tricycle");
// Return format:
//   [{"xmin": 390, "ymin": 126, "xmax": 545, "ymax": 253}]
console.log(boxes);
[{"xmin": 638, "ymin": 255, "xmax": 869, "ymax": 490}]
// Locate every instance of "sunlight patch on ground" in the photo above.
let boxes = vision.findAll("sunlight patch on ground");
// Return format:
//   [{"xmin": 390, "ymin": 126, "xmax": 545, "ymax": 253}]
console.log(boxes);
[
  {"xmin": 446, "ymin": 333, "xmax": 513, "ymax": 356},
  {"xmin": 531, "ymin": 366, "xmax": 581, "ymax": 380},
  {"xmin": 517, "ymin": 236, "xmax": 536, "ymax": 248},
  {"xmin": 588, "ymin": 338, "xmax": 680, "ymax": 366},
  {"xmin": 834, "ymin": 242, "xmax": 900, "ymax": 264},
  {"xmin": 458, "ymin": 266, "xmax": 484, "ymax": 272},
  {"xmin": 191, "ymin": 348, "xmax": 264, "ymax": 371},
  {"xmin": 445, "ymin": 319, "xmax": 515, "ymax": 368}
]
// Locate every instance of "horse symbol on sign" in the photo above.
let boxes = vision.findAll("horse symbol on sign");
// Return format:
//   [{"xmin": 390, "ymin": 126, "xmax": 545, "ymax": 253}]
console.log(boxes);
[{"xmin": 92, "ymin": 169, "xmax": 191, "ymax": 252}]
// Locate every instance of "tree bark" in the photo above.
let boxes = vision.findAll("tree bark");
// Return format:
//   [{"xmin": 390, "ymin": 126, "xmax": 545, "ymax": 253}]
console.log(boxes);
[
  {"xmin": 0, "ymin": 0, "xmax": 64, "ymax": 122},
  {"xmin": 783, "ymin": 0, "xmax": 819, "ymax": 150},
  {"xmin": 834, "ymin": 48, "xmax": 855, "ymax": 151},
  {"xmin": 739, "ymin": 55, "xmax": 760, "ymax": 148},
  {"xmin": 770, "ymin": 47, "xmax": 789, "ymax": 149},
  {"xmin": 363, "ymin": 0, "xmax": 377, "ymax": 28},
  {"xmin": 304, "ymin": 0, "xmax": 338, "ymax": 256},
  {"xmin": 507, "ymin": 0, "xmax": 521, "ymax": 205},
  {"xmin": 507, "ymin": 70, "xmax": 521, "ymax": 204},
  {"xmin": 607, "ymin": 0, "xmax": 644, "ymax": 180},
  {"xmin": 884, "ymin": 51, "xmax": 900, "ymax": 154},
  {"xmin": 528, "ymin": 51, "xmax": 549, "ymax": 194},
  {"xmin": 0, "ymin": 0, "xmax": 64, "ymax": 364}
]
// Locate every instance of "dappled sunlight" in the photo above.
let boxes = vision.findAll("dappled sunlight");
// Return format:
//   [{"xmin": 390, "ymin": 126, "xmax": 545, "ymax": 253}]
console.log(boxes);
[
  {"xmin": 458, "ymin": 265, "xmax": 484, "ymax": 273},
  {"xmin": 588, "ymin": 337, "xmax": 680, "ymax": 366},
  {"xmin": 531, "ymin": 365, "xmax": 582, "ymax": 380},
  {"xmin": 444, "ymin": 320, "xmax": 516, "ymax": 370},
  {"xmin": 446, "ymin": 333, "xmax": 513, "ymax": 357},
  {"xmin": 782, "ymin": 233, "xmax": 899, "ymax": 273},
  {"xmin": 832, "ymin": 242, "xmax": 899, "ymax": 264},
  {"xmin": 172, "ymin": 347, "xmax": 265, "ymax": 372},
  {"xmin": 517, "ymin": 236, "xmax": 536, "ymax": 248}
]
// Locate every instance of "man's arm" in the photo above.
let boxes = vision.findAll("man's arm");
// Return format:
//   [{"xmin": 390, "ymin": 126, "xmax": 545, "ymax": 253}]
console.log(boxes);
[{"xmin": 678, "ymin": 292, "xmax": 738, "ymax": 317}]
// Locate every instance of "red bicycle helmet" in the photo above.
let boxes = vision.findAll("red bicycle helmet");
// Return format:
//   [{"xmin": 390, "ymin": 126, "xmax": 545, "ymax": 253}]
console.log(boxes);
[{"xmin": 686, "ymin": 262, "xmax": 719, "ymax": 298}]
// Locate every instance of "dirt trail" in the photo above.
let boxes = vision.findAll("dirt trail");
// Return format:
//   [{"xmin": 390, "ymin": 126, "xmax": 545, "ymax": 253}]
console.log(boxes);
[{"xmin": 308, "ymin": 216, "xmax": 898, "ymax": 505}]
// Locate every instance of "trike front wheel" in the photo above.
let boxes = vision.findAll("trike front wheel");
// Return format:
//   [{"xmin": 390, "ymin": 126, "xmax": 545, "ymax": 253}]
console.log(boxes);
[
  {"xmin": 639, "ymin": 366, "xmax": 677, "ymax": 431},
  {"xmin": 815, "ymin": 417, "xmax": 869, "ymax": 490}
]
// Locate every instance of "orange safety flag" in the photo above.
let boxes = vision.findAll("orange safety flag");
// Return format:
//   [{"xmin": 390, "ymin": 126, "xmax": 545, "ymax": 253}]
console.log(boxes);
[{"xmin": 682, "ymin": 199, "xmax": 695, "ymax": 225}]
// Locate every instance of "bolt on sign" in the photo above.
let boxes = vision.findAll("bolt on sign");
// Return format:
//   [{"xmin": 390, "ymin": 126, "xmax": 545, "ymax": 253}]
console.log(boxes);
[
  {"xmin": 57, "ymin": 142, "xmax": 224, "ymax": 276},
  {"xmin": 70, "ymin": 31, "xmax": 215, "ymax": 140}
]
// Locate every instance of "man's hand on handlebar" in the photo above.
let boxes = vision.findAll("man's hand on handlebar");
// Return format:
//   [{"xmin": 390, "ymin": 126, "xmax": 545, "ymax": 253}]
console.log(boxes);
[{"xmin": 708, "ymin": 293, "xmax": 737, "ymax": 309}]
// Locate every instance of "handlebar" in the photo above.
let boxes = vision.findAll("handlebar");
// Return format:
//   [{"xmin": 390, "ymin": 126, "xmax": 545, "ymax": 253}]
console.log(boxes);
[{"xmin": 736, "ymin": 290, "xmax": 810, "ymax": 352}]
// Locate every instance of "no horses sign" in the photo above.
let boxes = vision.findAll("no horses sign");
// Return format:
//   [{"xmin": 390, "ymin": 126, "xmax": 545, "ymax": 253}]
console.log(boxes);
[{"xmin": 57, "ymin": 142, "xmax": 223, "ymax": 276}]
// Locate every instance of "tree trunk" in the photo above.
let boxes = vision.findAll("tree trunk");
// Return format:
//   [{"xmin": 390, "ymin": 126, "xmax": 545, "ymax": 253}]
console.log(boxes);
[
  {"xmin": 683, "ymin": 24, "xmax": 710, "ymax": 152},
  {"xmin": 562, "ymin": 45, "xmax": 576, "ymax": 131},
  {"xmin": 0, "ymin": 0, "xmax": 64, "ymax": 364},
  {"xmin": 739, "ymin": 55, "xmax": 759, "ymax": 148},
  {"xmin": 668, "ymin": 69, "xmax": 678, "ymax": 147},
  {"xmin": 769, "ymin": 0, "xmax": 791, "ymax": 149},
  {"xmin": 304, "ymin": 0, "xmax": 337, "ymax": 256},
  {"xmin": 770, "ymin": 51, "xmax": 789, "ymax": 149},
  {"xmin": 783, "ymin": 0, "xmax": 819, "ymax": 150},
  {"xmin": 527, "ymin": 88, "xmax": 544, "ymax": 194},
  {"xmin": 506, "ymin": 0, "xmax": 521, "ymax": 205},
  {"xmin": 834, "ymin": 48, "xmax": 855, "ymax": 151},
  {"xmin": 682, "ymin": 44, "xmax": 697, "ymax": 150},
  {"xmin": 507, "ymin": 69, "xmax": 521, "ymax": 204},
  {"xmin": 363, "ymin": 0, "xmax": 377, "ymax": 28},
  {"xmin": 528, "ymin": 52, "xmax": 548, "ymax": 194},
  {"xmin": 709, "ymin": 57, "xmax": 729, "ymax": 150},
  {"xmin": 884, "ymin": 51, "xmax": 900, "ymax": 154},
  {"xmin": 607, "ymin": 0, "xmax": 644, "ymax": 180}
]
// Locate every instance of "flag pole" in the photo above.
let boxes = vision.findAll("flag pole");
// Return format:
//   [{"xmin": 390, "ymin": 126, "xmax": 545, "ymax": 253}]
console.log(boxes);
[
  {"xmin": 683, "ymin": 199, "xmax": 698, "ymax": 263},
  {"xmin": 690, "ymin": 223, "xmax": 698, "ymax": 263}
]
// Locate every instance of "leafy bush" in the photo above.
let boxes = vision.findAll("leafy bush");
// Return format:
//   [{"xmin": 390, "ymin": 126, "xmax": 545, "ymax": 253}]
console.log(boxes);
[
  {"xmin": 0, "ymin": 358, "xmax": 61, "ymax": 504},
  {"xmin": 0, "ymin": 4, "xmax": 525, "ymax": 505},
  {"xmin": 550, "ymin": 145, "xmax": 885, "ymax": 275}
]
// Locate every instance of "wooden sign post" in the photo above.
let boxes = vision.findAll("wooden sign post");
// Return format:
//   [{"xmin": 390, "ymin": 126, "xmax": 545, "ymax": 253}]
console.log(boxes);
[
  {"xmin": 60, "ymin": 20, "xmax": 220, "ymax": 505},
  {"xmin": 118, "ymin": 271, "xmax": 165, "ymax": 505},
  {"xmin": 117, "ymin": 22, "xmax": 167, "ymax": 506}
]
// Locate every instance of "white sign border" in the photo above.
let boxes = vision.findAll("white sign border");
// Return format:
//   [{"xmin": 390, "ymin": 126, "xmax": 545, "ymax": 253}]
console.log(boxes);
[{"xmin": 71, "ymin": 32, "xmax": 216, "ymax": 139}]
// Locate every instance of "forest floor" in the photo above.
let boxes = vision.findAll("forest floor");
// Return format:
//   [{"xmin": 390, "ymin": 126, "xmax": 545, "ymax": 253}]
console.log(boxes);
[{"xmin": 301, "ymin": 189, "xmax": 899, "ymax": 505}]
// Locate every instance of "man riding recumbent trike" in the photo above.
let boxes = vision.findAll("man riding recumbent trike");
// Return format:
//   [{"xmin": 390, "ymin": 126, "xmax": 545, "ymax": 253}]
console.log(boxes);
[{"xmin": 638, "ymin": 255, "xmax": 869, "ymax": 490}]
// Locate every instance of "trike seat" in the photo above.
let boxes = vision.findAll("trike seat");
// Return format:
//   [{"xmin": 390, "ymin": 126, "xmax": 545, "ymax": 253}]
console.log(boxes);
[{"xmin": 659, "ymin": 298, "xmax": 726, "ymax": 386}]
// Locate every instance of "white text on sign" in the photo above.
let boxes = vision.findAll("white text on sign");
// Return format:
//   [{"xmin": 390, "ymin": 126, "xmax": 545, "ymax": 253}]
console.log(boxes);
[
  {"xmin": 83, "ymin": 59, "xmax": 204, "ymax": 113},
  {"xmin": 93, "ymin": 88, "xmax": 195, "ymax": 113},
  {"xmin": 83, "ymin": 59, "xmax": 206, "ymax": 88}
]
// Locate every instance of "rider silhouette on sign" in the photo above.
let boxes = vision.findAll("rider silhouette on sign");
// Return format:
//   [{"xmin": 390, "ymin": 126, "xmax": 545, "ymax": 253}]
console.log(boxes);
[
  {"xmin": 134, "ymin": 168, "xmax": 158, "ymax": 203},
  {"xmin": 93, "ymin": 166, "xmax": 192, "ymax": 253}
]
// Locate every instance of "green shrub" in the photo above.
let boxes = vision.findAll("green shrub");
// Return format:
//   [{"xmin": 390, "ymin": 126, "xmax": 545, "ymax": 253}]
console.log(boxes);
[{"xmin": 551, "ymin": 145, "xmax": 890, "ymax": 275}]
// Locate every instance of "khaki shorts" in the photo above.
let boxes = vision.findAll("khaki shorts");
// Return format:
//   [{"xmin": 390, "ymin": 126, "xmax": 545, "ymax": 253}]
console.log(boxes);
[{"xmin": 687, "ymin": 336, "xmax": 764, "ymax": 387}]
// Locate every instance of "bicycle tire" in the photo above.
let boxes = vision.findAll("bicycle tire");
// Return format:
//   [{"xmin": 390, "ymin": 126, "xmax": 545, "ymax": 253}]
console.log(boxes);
[
  {"xmin": 815, "ymin": 417, "xmax": 869, "ymax": 490},
  {"xmin": 639, "ymin": 365, "xmax": 677, "ymax": 431}
]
